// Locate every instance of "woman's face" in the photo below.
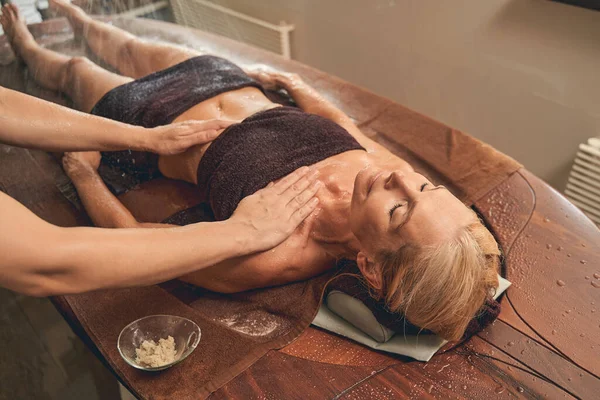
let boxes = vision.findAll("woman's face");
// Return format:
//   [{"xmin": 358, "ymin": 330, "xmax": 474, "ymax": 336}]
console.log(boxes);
[{"xmin": 349, "ymin": 167, "xmax": 476, "ymax": 256}]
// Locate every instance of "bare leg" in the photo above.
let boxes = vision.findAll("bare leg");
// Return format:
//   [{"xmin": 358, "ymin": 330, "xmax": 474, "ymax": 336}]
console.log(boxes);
[
  {"xmin": 0, "ymin": 3, "xmax": 131, "ymax": 112},
  {"xmin": 50, "ymin": 0, "xmax": 202, "ymax": 79}
]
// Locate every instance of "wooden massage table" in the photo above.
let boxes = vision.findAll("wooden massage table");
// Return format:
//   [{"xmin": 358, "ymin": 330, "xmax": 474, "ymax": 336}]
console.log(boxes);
[{"xmin": 1, "ymin": 17, "xmax": 599, "ymax": 400}]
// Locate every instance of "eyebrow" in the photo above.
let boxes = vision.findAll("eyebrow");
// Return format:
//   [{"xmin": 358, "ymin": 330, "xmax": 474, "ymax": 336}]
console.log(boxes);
[{"xmin": 394, "ymin": 186, "xmax": 447, "ymax": 232}]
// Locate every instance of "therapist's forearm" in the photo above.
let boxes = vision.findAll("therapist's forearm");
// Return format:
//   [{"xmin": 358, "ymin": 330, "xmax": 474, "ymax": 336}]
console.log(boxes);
[
  {"xmin": 43, "ymin": 221, "xmax": 255, "ymax": 295},
  {"xmin": 0, "ymin": 87, "xmax": 146, "ymax": 151}
]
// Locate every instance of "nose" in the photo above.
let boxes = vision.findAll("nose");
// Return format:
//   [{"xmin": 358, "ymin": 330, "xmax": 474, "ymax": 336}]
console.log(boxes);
[
  {"xmin": 385, "ymin": 171, "xmax": 406, "ymax": 188},
  {"xmin": 385, "ymin": 171, "xmax": 418, "ymax": 194}
]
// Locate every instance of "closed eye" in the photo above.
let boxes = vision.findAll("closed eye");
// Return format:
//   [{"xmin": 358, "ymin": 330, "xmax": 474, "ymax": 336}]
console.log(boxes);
[
  {"xmin": 420, "ymin": 183, "xmax": 429, "ymax": 191},
  {"xmin": 389, "ymin": 203, "xmax": 403, "ymax": 220}
]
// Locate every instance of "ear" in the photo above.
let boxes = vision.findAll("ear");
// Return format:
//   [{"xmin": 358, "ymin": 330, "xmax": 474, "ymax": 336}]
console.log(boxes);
[{"xmin": 356, "ymin": 251, "xmax": 382, "ymax": 291}]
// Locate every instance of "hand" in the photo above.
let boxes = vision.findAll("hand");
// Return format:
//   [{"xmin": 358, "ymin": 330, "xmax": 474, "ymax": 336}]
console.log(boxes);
[
  {"xmin": 62, "ymin": 151, "xmax": 101, "ymax": 179},
  {"xmin": 245, "ymin": 68, "xmax": 302, "ymax": 91},
  {"xmin": 146, "ymin": 120, "xmax": 235, "ymax": 155},
  {"xmin": 231, "ymin": 166, "xmax": 321, "ymax": 252}
]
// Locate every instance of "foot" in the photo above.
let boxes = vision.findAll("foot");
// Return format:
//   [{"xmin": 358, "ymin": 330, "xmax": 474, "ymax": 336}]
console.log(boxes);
[
  {"xmin": 49, "ymin": 0, "xmax": 90, "ymax": 35},
  {"xmin": 0, "ymin": 4, "xmax": 35, "ymax": 58}
]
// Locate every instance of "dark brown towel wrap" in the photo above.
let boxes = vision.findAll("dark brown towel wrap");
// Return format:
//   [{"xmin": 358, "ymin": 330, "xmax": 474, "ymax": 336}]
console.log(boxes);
[
  {"xmin": 91, "ymin": 55, "xmax": 263, "ymax": 128},
  {"xmin": 90, "ymin": 55, "xmax": 264, "ymax": 194},
  {"xmin": 197, "ymin": 106, "xmax": 365, "ymax": 220}
]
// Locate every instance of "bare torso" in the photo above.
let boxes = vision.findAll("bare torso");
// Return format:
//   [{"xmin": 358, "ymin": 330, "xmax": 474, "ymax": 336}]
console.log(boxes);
[
  {"xmin": 137, "ymin": 86, "xmax": 412, "ymax": 291},
  {"xmin": 158, "ymin": 87, "xmax": 281, "ymax": 184}
]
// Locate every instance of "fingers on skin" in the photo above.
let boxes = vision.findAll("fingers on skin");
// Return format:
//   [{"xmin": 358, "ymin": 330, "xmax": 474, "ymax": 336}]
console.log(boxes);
[
  {"xmin": 290, "ymin": 197, "xmax": 319, "ymax": 225},
  {"xmin": 182, "ymin": 119, "xmax": 236, "ymax": 131},
  {"xmin": 272, "ymin": 166, "xmax": 311, "ymax": 195},
  {"xmin": 192, "ymin": 129, "xmax": 220, "ymax": 144},
  {"xmin": 283, "ymin": 175, "xmax": 320, "ymax": 207},
  {"xmin": 290, "ymin": 179, "xmax": 321, "ymax": 209},
  {"xmin": 177, "ymin": 120, "xmax": 235, "ymax": 143}
]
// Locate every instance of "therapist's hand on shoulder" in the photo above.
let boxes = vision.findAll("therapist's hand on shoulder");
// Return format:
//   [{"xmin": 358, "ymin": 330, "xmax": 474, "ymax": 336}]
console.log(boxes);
[
  {"xmin": 146, "ymin": 119, "xmax": 236, "ymax": 155},
  {"xmin": 231, "ymin": 166, "xmax": 321, "ymax": 252}
]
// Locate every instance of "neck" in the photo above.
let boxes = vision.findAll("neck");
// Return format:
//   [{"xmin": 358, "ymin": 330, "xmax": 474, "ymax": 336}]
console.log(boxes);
[
  {"xmin": 309, "ymin": 151, "xmax": 376, "ymax": 261},
  {"xmin": 324, "ymin": 236, "xmax": 361, "ymax": 261},
  {"xmin": 312, "ymin": 183, "xmax": 362, "ymax": 261}
]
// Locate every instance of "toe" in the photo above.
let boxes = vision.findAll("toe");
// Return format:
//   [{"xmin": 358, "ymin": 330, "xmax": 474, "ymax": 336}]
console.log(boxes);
[
  {"xmin": 5, "ymin": 4, "xmax": 13, "ymax": 20},
  {"xmin": 10, "ymin": 4, "xmax": 19, "ymax": 20},
  {"xmin": 12, "ymin": 4, "xmax": 21, "ymax": 19}
]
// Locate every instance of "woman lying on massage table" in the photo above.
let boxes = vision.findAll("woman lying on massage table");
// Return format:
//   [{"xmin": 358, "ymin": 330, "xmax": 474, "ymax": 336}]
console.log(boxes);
[{"xmin": 2, "ymin": 1, "xmax": 501, "ymax": 341}]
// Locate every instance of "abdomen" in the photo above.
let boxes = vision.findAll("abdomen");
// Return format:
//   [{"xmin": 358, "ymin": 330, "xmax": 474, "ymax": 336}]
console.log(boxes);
[{"xmin": 158, "ymin": 87, "xmax": 277, "ymax": 185}]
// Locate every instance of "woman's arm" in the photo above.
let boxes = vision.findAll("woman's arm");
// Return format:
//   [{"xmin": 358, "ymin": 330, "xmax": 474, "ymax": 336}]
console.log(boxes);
[
  {"xmin": 0, "ymin": 86, "xmax": 232, "ymax": 154},
  {"xmin": 62, "ymin": 152, "xmax": 159, "ymax": 229},
  {"xmin": 0, "ymin": 167, "xmax": 320, "ymax": 296},
  {"xmin": 247, "ymin": 69, "xmax": 384, "ymax": 151}
]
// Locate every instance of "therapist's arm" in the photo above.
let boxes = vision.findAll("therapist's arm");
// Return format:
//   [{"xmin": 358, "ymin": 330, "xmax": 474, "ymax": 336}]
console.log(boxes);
[
  {"xmin": 0, "ymin": 168, "xmax": 319, "ymax": 297},
  {"xmin": 0, "ymin": 86, "xmax": 232, "ymax": 154}
]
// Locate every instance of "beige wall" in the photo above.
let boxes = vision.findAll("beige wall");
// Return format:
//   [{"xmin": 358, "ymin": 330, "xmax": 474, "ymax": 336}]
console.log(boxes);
[{"xmin": 215, "ymin": 0, "xmax": 600, "ymax": 190}]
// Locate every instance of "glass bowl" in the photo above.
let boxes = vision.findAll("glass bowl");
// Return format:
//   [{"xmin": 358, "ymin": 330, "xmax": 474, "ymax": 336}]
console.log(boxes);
[{"xmin": 117, "ymin": 315, "xmax": 201, "ymax": 371}]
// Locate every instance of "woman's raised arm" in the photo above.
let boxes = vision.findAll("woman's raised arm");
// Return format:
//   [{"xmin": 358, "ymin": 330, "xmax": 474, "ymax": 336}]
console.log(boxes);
[{"xmin": 246, "ymin": 69, "xmax": 385, "ymax": 152}]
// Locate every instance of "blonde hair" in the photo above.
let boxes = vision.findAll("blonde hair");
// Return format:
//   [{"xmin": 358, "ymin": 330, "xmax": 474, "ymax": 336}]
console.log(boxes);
[{"xmin": 375, "ymin": 220, "xmax": 500, "ymax": 341}]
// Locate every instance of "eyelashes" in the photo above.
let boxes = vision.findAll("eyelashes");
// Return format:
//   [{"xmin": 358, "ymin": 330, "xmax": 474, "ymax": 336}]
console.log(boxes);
[
  {"xmin": 389, "ymin": 203, "xmax": 403, "ymax": 220},
  {"xmin": 389, "ymin": 183, "xmax": 428, "ymax": 220}
]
